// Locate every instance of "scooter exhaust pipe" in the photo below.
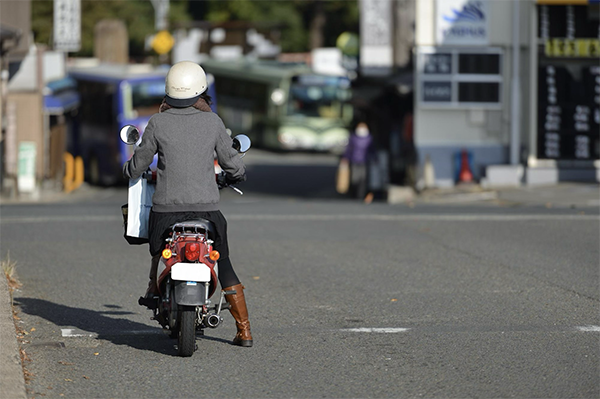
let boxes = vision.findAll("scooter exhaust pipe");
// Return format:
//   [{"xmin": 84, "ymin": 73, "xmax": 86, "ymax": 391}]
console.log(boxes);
[{"xmin": 206, "ymin": 314, "xmax": 221, "ymax": 328}]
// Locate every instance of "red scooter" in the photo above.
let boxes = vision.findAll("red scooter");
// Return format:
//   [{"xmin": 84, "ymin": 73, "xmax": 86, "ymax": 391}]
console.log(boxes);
[{"xmin": 119, "ymin": 125, "xmax": 250, "ymax": 357}]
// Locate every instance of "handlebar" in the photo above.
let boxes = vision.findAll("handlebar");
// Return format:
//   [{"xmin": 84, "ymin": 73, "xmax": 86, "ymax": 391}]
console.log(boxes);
[
  {"xmin": 142, "ymin": 170, "xmax": 156, "ymax": 182},
  {"xmin": 216, "ymin": 171, "xmax": 244, "ymax": 195},
  {"xmin": 141, "ymin": 170, "xmax": 242, "ymax": 194}
]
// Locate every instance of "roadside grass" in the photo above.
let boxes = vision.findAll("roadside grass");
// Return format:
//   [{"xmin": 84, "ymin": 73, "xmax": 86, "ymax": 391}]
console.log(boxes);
[
  {"xmin": 2, "ymin": 252, "xmax": 22, "ymax": 293},
  {"xmin": 1, "ymin": 253, "xmax": 32, "ymax": 384}
]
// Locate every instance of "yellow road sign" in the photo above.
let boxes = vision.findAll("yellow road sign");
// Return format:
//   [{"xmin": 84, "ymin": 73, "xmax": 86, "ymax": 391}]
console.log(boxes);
[{"xmin": 152, "ymin": 30, "xmax": 174, "ymax": 55}]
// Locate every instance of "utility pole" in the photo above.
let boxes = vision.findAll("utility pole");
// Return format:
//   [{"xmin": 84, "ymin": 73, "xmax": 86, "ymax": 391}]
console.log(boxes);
[
  {"xmin": 150, "ymin": 0, "xmax": 169, "ymax": 31},
  {"xmin": 510, "ymin": 0, "xmax": 521, "ymax": 165},
  {"xmin": 359, "ymin": 0, "xmax": 393, "ymax": 76},
  {"xmin": 149, "ymin": 0, "xmax": 170, "ymax": 63},
  {"xmin": 393, "ymin": 0, "xmax": 415, "ymax": 69}
]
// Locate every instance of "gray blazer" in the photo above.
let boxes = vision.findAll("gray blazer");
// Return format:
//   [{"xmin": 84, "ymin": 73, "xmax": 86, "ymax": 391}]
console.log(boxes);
[{"xmin": 123, "ymin": 107, "xmax": 246, "ymax": 212}]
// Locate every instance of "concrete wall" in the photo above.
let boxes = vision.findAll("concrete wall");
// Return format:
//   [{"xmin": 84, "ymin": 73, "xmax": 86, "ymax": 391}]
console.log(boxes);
[
  {"xmin": 6, "ymin": 92, "xmax": 44, "ymax": 179},
  {"xmin": 1, "ymin": 0, "xmax": 34, "ymax": 192},
  {"xmin": 415, "ymin": 0, "xmax": 435, "ymax": 46},
  {"xmin": 394, "ymin": 0, "xmax": 416, "ymax": 68}
]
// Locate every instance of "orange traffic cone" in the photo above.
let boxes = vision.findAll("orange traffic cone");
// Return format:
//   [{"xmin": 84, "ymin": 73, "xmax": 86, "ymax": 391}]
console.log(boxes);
[{"xmin": 458, "ymin": 150, "xmax": 473, "ymax": 184}]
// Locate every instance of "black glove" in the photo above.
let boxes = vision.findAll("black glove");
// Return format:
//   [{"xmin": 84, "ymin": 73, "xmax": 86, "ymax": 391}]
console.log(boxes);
[
  {"xmin": 216, "ymin": 172, "xmax": 228, "ymax": 189},
  {"xmin": 217, "ymin": 172, "xmax": 243, "ymax": 188}
]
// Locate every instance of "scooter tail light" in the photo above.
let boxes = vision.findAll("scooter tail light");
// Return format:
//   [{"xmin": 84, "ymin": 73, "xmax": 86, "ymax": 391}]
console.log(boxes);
[{"xmin": 185, "ymin": 242, "xmax": 200, "ymax": 262}]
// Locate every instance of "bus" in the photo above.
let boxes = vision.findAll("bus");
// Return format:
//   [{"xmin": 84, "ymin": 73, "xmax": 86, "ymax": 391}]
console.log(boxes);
[
  {"xmin": 201, "ymin": 59, "xmax": 352, "ymax": 153},
  {"xmin": 69, "ymin": 63, "xmax": 217, "ymax": 185}
]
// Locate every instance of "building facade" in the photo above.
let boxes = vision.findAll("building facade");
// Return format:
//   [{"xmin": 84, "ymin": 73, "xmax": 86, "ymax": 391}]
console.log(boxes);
[
  {"xmin": 414, "ymin": 0, "xmax": 599, "ymax": 187},
  {"xmin": 1, "ymin": 0, "xmax": 80, "ymax": 196}
]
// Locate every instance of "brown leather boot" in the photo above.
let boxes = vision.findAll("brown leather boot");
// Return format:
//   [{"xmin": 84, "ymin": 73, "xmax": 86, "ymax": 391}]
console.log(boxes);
[
  {"xmin": 139, "ymin": 255, "xmax": 161, "ymax": 309},
  {"xmin": 223, "ymin": 283, "xmax": 253, "ymax": 347},
  {"xmin": 147, "ymin": 255, "xmax": 161, "ymax": 295}
]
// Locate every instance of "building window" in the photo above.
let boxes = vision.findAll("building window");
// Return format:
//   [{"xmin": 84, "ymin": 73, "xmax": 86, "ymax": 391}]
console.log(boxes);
[
  {"xmin": 418, "ymin": 47, "xmax": 503, "ymax": 108},
  {"xmin": 458, "ymin": 54, "xmax": 501, "ymax": 75},
  {"xmin": 458, "ymin": 82, "xmax": 500, "ymax": 103}
]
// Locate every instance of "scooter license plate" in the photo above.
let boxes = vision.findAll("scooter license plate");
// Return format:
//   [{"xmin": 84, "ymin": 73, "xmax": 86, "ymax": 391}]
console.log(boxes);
[{"xmin": 171, "ymin": 262, "xmax": 211, "ymax": 282}]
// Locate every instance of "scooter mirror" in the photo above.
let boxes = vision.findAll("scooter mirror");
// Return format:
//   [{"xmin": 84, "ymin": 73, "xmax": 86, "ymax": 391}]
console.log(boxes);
[
  {"xmin": 232, "ymin": 134, "xmax": 251, "ymax": 153},
  {"xmin": 119, "ymin": 125, "xmax": 140, "ymax": 145}
]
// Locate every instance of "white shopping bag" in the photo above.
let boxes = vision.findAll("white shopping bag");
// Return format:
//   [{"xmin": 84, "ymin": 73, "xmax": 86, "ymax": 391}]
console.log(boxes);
[{"xmin": 127, "ymin": 176, "xmax": 155, "ymax": 238}]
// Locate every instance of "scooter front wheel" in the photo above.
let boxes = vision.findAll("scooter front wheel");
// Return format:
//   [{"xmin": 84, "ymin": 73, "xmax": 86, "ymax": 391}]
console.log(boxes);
[{"xmin": 178, "ymin": 305, "xmax": 196, "ymax": 357}]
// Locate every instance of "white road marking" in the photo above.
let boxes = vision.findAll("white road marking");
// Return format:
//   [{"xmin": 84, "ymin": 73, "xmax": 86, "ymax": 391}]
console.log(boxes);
[
  {"xmin": 2, "ymin": 214, "xmax": 597, "ymax": 224},
  {"xmin": 229, "ymin": 214, "xmax": 599, "ymax": 222},
  {"xmin": 1, "ymin": 216, "xmax": 122, "ymax": 224},
  {"xmin": 61, "ymin": 326, "xmax": 599, "ymax": 338},
  {"xmin": 341, "ymin": 326, "xmax": 600, "ymax": 334},
  {"xmin": 61, "ymin": 328, "xmax": 95, "ymax": 337},
  {"xmin": 341, "ymin": 328, "xmax": 411, "ymax": 333},
  {"xmin": 576, "ymin": 325, "xmax": 600, "ymax": 332},
  {"xmin": 61, "ymin": 328, "xmax": 162, "ymax": 337}
]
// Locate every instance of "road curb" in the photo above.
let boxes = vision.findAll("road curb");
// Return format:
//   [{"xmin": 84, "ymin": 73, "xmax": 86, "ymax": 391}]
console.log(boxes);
[
  {"xmin": 0, "ymin": 276, "xmax": 27, "ymax": 399},
  {"xmin": 0, "ymin": 183, "xmax": 106, "ymax": 206}
]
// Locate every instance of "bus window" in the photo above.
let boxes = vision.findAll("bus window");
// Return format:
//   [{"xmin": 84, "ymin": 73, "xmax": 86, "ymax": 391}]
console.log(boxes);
[
  {"xmin": 288, "ymin": 75, "xmax": 351, "ymax": 119},
  {"xmin": 130, "ymin": 80, "xmax": 165, "ymax": 117},
  {"xmin": 213, "ymin": 76, "xmax": 269, "ymax": 132},
  {"xmin": 201, "ymin": 58, "xmax": 351, "ymax": 152},
  {"xmin": 79, "ymin": 80, "xmax": 115, "ymax": 128},
  {"xmin": 70, "ymin": 64, "xmax": 167, "ymax": 185}
]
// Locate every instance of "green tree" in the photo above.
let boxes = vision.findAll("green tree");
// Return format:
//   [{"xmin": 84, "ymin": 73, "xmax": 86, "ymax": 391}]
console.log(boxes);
[
  {"xmin": 197, "ymin": 0, "xmax": 358, "ymax": 53},
  {"xmin": 201, "ymin": 0, "xmax": 306, "ymax": 52},
  {"xmin": 317, "ymin": 1, "xmax": 359, "ymax": 48},
  {"xmin": 297, "ymin": 0, "xmax": 359, "ymax": 50},
  {"xmin": 32, "ymin": 0, "xmax": 190, "ymax": 58},
  {"xmin": 32, "ymin": 1, "xmax": 359, "ymax": 57}
]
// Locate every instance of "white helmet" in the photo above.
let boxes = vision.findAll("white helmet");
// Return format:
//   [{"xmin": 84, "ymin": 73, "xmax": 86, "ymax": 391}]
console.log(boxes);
[{"xmin": 165, "ymin": 61, "xmax": 208, "ymax": 107}]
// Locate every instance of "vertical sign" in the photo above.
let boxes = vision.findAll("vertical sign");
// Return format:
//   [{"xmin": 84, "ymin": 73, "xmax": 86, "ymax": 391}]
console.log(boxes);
[
  {"xmin": 54, "ymin": 0, "xmax": 81, "ymax": 52},
  {"xmin": 5, "ymin": 101, "xmax": 17, "ymax": 176},
  {"xmin": 359, "ymin": 0, "xmax": 393, "ymax": 75},
  {"xmin": 436, "ymin": 0, "xmax": 489, "ymax": 45},
  {"xmin": 539, "ymin": 65, "xmax": 563, "ymax": 158},
  {"xmin": 18, "ymin": 142, "xmax": 37, "ymax": 193},
  {"xmin": 536, "ymin": 5, "xmax": 599, "ymax": 160}
]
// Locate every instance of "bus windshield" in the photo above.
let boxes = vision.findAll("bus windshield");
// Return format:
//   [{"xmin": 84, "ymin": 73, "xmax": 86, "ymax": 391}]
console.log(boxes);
[
  {"xmin": 128, "ymin": 80, "xmax": 165, "ymax": 118},
  {"xmin": 288, "ymin": 75, "xmax": 351, "ymax": 119}
]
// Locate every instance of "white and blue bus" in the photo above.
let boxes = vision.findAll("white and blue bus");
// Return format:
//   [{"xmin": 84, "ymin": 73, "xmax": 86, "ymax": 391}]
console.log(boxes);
[
  {"xmin": 201, "ymin": 59, "xmax": 352, "ymax": 153},
  {"xmin": 69, "ymin": 63, "xmax": 217, "ymax": 185}
]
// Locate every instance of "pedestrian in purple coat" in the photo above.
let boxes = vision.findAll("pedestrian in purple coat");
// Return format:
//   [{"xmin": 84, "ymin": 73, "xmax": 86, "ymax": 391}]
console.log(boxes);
[{"xmin": 341, "ymin": 122, "xmax": 374, "ymax": 203}]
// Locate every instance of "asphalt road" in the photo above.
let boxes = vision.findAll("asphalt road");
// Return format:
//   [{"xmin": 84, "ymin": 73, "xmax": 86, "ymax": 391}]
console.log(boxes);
[{"xmin": 1, "ymin": 151, "xmax": 599, "ymax": 398}]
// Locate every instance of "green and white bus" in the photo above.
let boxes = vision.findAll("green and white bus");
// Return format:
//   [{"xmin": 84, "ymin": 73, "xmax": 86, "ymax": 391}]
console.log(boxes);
[{"xmin": 201, "ymin": 59, "xmax": 352, "ymax": 153}]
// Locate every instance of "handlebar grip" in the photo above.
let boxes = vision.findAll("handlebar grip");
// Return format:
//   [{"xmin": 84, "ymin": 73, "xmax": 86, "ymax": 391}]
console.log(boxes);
[{"xmin": 143, "ymin": 171, "xmax": 157, "ymax": 182}]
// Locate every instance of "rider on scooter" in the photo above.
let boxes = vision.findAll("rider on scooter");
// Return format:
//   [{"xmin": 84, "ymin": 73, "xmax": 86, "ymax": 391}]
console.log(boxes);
[{"xmin": 122, "ymin": 61, "xmax": 252, "ymax": 347}]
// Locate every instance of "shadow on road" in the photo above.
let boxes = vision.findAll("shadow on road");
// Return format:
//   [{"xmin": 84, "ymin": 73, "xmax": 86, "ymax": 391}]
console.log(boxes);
[
  {"xmin": 243, "ymin": 163, "xmax": 342, "ymax": 199},
  {"xmin": 16, "ymin": 297, "xmax": 182, "ymax": 356}
]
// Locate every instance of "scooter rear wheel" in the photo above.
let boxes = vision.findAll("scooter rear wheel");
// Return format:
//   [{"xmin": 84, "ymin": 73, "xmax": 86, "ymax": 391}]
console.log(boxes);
[
  {"xmin": 167, "ymin": 285, "xmax": 179, "ymax": 339},
  {"xmin": 178, "ymin": 305, "xmax": 196, "ymax": 357}
]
